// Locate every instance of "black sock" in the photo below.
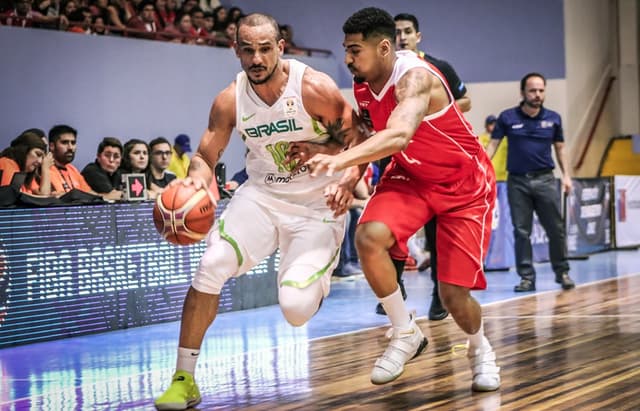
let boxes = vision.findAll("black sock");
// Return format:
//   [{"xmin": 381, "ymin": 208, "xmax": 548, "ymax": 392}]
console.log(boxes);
[{"xmin": 392, "ymin": 258, "xmax": 405, "ymax": 283}]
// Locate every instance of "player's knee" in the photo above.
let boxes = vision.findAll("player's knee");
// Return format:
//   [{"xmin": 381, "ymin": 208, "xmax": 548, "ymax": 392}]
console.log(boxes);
[
  {"xmin": 355, "ymin": 222, "xmax": 389, "ymax": 255},
  {"xmin": 278, "ymin": 285, "xmax": 322, "ymax": 327},
  {"xmin": 438, "ymin": 283, "xmax": 470, "ymax": 313},
  {"xmin": 191, "ymin": 239, "xmax": 238, "ymax": 294}
]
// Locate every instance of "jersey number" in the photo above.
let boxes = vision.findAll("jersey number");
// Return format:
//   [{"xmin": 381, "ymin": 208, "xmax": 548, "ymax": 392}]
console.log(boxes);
[{"xmin": 265, "ymin": 141, "xmax": 296, "ymax": 173}]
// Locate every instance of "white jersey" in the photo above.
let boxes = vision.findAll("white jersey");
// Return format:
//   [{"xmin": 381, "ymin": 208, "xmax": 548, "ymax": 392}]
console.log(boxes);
[{"xmin": 235, "ymin": 59, "xmax": 344, "ymax": 208}]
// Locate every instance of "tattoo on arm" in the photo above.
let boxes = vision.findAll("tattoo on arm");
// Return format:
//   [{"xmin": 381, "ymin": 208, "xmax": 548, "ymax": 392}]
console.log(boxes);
[
  {"xmin": 188, "ymin": 158, "xmax": 204, "ymax": 173},
  {"xmin": 325, "ymin": 118, "xmax": 347, "ymax": 146}
]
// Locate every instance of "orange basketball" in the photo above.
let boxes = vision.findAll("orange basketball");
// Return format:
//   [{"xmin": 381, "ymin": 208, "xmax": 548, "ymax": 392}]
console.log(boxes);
[{"xmin": 153, "ymin": 184, "xmax": 216, "ymax": 245}]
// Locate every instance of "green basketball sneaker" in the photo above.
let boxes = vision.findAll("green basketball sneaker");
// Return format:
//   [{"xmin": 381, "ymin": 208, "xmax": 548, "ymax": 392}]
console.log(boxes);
[{"xmin": 155, "ymin": 370, "xmax": 201, "ymax": 410}]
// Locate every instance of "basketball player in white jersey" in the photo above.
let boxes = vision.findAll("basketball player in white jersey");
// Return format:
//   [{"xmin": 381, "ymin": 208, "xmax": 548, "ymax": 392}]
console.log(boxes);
[{"xmin": 154, "ymin": 13, "xmax": 365, "ymax": 411}]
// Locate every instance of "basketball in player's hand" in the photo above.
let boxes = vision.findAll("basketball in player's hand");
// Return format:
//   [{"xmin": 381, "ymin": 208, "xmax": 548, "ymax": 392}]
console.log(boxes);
[{"xmin": 153, "ymin": 184, "xmax": 216, "ymax": 245}]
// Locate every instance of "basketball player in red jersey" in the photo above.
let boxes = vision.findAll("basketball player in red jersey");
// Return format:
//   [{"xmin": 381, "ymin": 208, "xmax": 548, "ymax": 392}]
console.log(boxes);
[{"xmin": 306, "ymin": 7, "xmax": 500, "ymax": 390}]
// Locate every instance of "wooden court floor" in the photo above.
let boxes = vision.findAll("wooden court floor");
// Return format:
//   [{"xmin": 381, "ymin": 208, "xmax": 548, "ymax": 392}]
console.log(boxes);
[{"xmin": 195, "ymin": 274, "xmax": 640, "ymax": 411}]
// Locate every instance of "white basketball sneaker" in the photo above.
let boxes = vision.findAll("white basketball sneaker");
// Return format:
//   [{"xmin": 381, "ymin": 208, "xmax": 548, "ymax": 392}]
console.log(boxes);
[
  {"xmin": 371, "ymin": 312, "xmax": 428, "ymax": 385},
  {"xmin": 468, "ymin": 337, "xmax": 501, "ymax": 391}
]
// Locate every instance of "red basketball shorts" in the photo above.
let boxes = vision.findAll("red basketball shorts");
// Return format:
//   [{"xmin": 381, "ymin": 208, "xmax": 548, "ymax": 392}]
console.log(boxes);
[{"xmin": 359, "ymin": 155, "xmax": 496, "ymax": 290}]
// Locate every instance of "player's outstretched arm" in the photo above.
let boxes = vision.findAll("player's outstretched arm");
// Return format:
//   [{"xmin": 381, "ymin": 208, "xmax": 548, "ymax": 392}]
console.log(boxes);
[
  {"xmin": 301, "ymin": 68, "xmax": 370, "ymax": 215},
  {"xmin": 307, "ymin": 67, "xmax": 432, "ymax": 176},
  {"xmin": 182, "ymin": 83, "xmax": 236, "ymax": 191}
]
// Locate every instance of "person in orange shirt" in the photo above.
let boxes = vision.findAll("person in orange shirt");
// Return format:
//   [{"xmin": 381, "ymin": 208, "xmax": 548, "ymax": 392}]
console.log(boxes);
[
  {"xmin": 47, "ymin": 125, "xmax": 94, "ymax": 195},
  {"xmin": 0, "ymin": 130, "xmax": 52, "ymax": 195}
]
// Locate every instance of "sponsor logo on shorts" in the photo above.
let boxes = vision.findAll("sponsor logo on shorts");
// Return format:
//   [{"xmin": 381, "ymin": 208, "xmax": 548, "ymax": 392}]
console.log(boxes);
[{"xmin": 322, "ymin": 218, "xmax": 337, "ymax": 224}]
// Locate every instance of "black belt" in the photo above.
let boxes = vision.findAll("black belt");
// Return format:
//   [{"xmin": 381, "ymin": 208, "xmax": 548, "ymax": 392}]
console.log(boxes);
[{"xmin": 510, "ymin": 169, "xmax": 553, "ymax": 178}]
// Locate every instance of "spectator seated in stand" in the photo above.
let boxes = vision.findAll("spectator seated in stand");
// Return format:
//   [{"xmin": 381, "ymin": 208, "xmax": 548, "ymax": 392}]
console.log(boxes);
[
  {"xmin": 279, "ymin": 23, "xmax": 306, "ymax": 56},
  {"xmin": 1, "ymin": 0, "xmax": 69, "ymax": 27},
  {"xmin": 106, "ymin": 0, "xmax": 135, "ymax": 33},
  {"xmin": 120, "ymin": 138, "xmax": 150, "ymax": 174},
  {"xmin": 168, "ymin": 133, "xmax": 191, "ymax": 178},
  {"xmin": 0, "ymin": 129, "xmax": 52, "ymax": 196},
  {"xmin": 81, "ymin": 137, "xmax": 124, "ymax": 201},
  {"xmin": 189, "ymin": 6, "xmax": 209, "ymax": 41},
  {"xmin": 67, "ymin": 6, "xmax": 92, "ymax": 33},
  {"xmin": 120, "ymin": 138, "xmax": 151, "ymax": 199},
  {"xmin": 154, "ymin": 0, "xmax": 175, "ymax": 29},
  {"xmin": 163, "ymin": 11, "xmax": 197, "ymax": 44},
  {"xmin": 210, "ymin": 4, "xmax": 225, "ymax": 31},
  {"xmin": 126, "ymin": 0, "xmax": 159, "ymax": 39},
  {"xmin": 226, "ymin": 5, "xmax": 241, "ymax": 24},
  {"xmin": 91, "ymin": 14, "xmax": 108, "ymax": 35},
  {"xmin": 146, "ymin": 136, "xmax": 176, "ymax": 199},
  {"xmin": 47, "ymin": 124, "xmax": 94, "ymax": 195}
]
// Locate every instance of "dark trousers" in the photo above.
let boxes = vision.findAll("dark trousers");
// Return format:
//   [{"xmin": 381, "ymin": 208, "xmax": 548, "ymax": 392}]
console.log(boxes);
[
  {"xmin": 507, "ymin": 171, "xmax": 570, "ymax": 281},
  {"xmin": 336, "ymin": 207, "xmax": 361, "ymax": 271},
  {"xmin": 424, "ymin": 219, "xmax": 438, "ymax": 294}
]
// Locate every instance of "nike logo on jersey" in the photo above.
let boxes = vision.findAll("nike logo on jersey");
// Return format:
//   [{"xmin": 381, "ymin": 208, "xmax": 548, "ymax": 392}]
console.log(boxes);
[
  {"xmin": 242, "ymin": 113, "xmax": 256, "ymax": 122},
  {"xmin": 512, "ymin": 124, "xmax": 524, "ymax": 129},
  {"xmin": 400, "ymin": 151, "xmax": 422, "ymax": 165}
]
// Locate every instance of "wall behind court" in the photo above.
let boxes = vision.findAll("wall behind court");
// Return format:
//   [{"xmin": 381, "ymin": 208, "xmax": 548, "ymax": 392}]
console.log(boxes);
[
  {"xmin": 225, "ymin": 0, "xmax": 566, "ymax": 87},
  {"xmin": 0, "ymin": 1, "xmax": 631, "ymax": 177},
  {"xmin": 0, "ymin": 26, "xmax": 340, "ymax": 174}
]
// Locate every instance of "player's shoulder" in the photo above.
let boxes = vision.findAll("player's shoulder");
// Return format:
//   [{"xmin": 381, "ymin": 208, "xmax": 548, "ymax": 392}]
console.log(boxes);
[
  {"xmin": 301, "ymin": 64, "xmax": 337, "ymax": 90},
  {"xmin": 213, "ymin": 81, "xmax": 237, "ymax": 108},
  {"xmin": 208, "ymin": 80, "xmax": 237, "ymax": 125},
  {"xmin": 300, "ymin": 65, "xmax": 341, "ymax": 107}
]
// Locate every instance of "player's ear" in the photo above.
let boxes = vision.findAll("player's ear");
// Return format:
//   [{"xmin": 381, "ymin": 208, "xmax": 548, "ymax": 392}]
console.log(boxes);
[
  {"xmin": 379, "ymin": 38, "xmax": 392, "ymax": 58},
  {"xmin": 277, "ymin": 38, "xmax": 285, "ymax": 55}
]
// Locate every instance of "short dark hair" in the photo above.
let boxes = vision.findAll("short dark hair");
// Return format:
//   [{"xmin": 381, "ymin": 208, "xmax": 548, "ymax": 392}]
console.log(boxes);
[
  {"xmin": 520, "ymin": 72, "xmax": 546, "ymax": 91},
  {"xmin": 49, "ymin": 124, "xmax": 77, "ymax": 144},
  {"xmin": 149, "ymin": 136, "xmax": 171, "ymax": 151},
  {"xmin": 393, "ymin": 13, "xmax": 419, "ymax": 32},
  {"xmin": 97, "ymin": 137, "xmax": 122, "ymax": 155},
  {"xmin": 138, "ymin": 0, "xmax": 155, "ymax": 13},
  {"xmin": 343, "ymin": 7, "xmax": 395, "ymax": 42},
  {"xmin": 237, "ymin": 13, "xmax": 280, "ymax": 43}
]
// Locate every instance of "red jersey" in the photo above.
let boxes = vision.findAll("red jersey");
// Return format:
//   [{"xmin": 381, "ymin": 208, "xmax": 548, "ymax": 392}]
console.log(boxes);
[{"xmin": 354, "ymin": 50, "xmax": 483, "ymax": 184}]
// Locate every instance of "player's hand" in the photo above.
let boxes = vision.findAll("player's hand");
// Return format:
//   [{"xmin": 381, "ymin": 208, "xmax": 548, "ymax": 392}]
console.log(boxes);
[
  {"xmin": 306, "ymin": 154, "xmax": 346, "ymax": 177},
  {"xmin": 170, "ymin": 177, "xmax": 217, "ymax": 206},
  {"xmin": 324, "ymin": 182, "xmax": 354, "ymax": 217},
  {"xmin": 171, "ymin": 176, "xmax": 207, "ymax": 190},
  {"xmin": 283, "ymin": 142, "xmax": 306, "ymax": 173}
]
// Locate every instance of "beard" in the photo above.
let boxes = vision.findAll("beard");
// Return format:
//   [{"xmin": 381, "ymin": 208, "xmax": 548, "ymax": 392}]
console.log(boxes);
[
  {"xmin": 247, "ymin": 61, "xmax": 278, "ymax": 85},
  {"xmin": 353, "ymin": 76, "xmax": 366, "ymax": 84},
  {"xmin": 524, "ymin": 98, "xmax": 543, "ymax": 109},
  {"xmin": 57, "ymin": 151, "xmax": 75, "ymax": 165}
]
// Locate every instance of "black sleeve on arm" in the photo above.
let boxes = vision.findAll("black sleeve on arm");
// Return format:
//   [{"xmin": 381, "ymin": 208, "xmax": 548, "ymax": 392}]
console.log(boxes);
[
  {"xmin": 428, "ymin": 56, "xmax": 468, "ymax": 100},
  {"xmin": 82, "ymin": 163, "xmax": 114, "ymax": 193}
]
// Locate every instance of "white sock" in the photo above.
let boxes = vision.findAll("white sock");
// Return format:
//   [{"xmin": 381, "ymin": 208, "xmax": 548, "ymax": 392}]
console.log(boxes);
[
  {"xmin": 467, "ymin": 321, "xmax": 486, "ymax": 350},
  {"xmin": 176, "ymin": 347, "xmax": 200, "ymax": 374},
  {"xmin": 379, "ymin": 286, "xmax": 411, "ymax": 329}
]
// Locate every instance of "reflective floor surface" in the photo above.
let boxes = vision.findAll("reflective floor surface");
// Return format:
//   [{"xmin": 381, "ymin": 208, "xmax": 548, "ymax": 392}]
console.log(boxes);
[{"xmin": 1, "ymin": 248, "xmax": 639, "ymax": 410}]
